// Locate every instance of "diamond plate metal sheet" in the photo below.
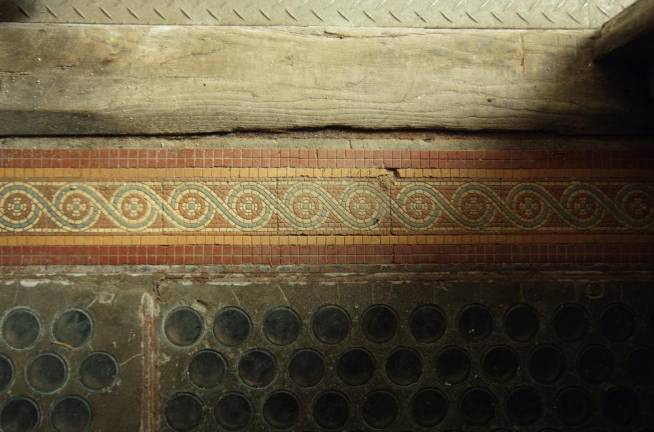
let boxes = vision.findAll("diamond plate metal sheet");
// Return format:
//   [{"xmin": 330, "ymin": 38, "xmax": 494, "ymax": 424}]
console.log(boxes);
[
  {"xmin": 0, "ymin": 0, "xmax": 638, "ymax": 28},
  {"xmin": 157, "ymin": 276, "xmax": 654, "ymax": 431}
]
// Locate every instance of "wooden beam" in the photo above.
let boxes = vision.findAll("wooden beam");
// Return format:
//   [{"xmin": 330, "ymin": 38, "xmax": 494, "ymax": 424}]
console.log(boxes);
[
  {"xmin": 0, "ymin": 24, "xmax": 651, "ymax": 136},
  {"xmin": 594, "ymin": 0, "xmax": 654, "ymax": 62}
]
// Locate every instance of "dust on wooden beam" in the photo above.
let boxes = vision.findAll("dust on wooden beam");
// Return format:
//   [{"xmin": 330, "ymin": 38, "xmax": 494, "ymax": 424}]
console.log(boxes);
[{"xmin": 0, "ymin": 24, "xmax": 652, "ymax": 136}]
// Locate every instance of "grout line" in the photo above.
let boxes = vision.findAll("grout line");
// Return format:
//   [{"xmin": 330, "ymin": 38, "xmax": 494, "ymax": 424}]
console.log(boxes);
[
  {"xmin": 1, "ymin": 234, "xmax": 653, "ymax": 246},
  {"xmin": 1, "ymin": 168, "xmax": 652, "ymax": 180}
]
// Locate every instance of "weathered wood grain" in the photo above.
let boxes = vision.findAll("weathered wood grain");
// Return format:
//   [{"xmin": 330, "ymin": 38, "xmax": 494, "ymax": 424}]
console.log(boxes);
[
  {"xmin": 0, "ymin": 24, "xmax": 651, "ymax": 135},
  {"xmin": 594, "ymin": 0, "xmax": 654, "ymax": 61}
]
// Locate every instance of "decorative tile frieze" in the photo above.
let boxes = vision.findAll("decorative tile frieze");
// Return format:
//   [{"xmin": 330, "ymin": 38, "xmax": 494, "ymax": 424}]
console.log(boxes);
[{"xmin": 1, "ymin": 180, "xmax": 652, "ymax": 234}]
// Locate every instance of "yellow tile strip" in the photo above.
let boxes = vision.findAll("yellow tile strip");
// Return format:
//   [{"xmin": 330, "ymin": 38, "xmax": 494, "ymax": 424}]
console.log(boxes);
[
  {"xmin": 1, "ymin": 168, "xmax": 652, "ymax": 180},
  {"xmin": 0, "ymin": 168, "xmax": 389, "ymax": 179},
  {"xmin": 1, "ymin": 234, "xmax": 652, "ymax": 246},
  {"xmin": 397, "ymin": 168, "xmax": 654, "ymax": 179}
]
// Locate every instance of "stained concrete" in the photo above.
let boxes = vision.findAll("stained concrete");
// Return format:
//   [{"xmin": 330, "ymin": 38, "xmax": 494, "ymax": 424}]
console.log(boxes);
[{"xmin": 0, "ymin": 272, "xmax": 652, "ymax": 431}]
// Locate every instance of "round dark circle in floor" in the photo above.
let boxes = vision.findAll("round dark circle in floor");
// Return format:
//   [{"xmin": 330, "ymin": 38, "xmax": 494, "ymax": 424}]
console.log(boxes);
[
  {"xmin": 164, "ymin": 393, "xmax": 203, "ymax": 432},
  {"xmin": 312, "ymin": 305, "xmax": 350, "ymax": 344},
  {"xmin": 362, "ymin": 391, "xmax": 399, "ymax": 429},
  {"xmin": 263, "ymin": 391, "xmax": 300, "ymax": 429},
  {"xmin": 554, "ymin": 303, "xmax": 589, "ymax": 342},
  {"xmin": 336, "ymin": 348, "xmax": 375, "ymax": 386},
  {"xmin": 482, "ymin": 346, "xmax": 518, "ymax": 382},
  {"xmin": 79, "ymin": 352, "xmax": 118, "ymax": 391},
  {"xmin": 288, "ymin": 349, "xmax": 325, "ymax": 387},
  {"xmin": 435, "ymin": 346, "xmax": 471, "ymax": 385},
  {"xmin": 578, "ymin": 345, "xmax": 614, "ymax": 384},
  {"xmin": 0, "ymin": 396, "xmax": 40, "ymax": 432},
  {"xmin": 238, "ymin": 349, "xmax": 276, "ymax": 388},
  {"xmin": 409, "ymin": 305, "xmax": 447, "ymax": 343},
  {"xmin": 506, "ymin": 387, "xmax": 543, "ymax": 425},
  {"xmin": 504, "ymin": 304, "xmax": 539, "ymax": 342},
  {"xmin": 361, "ymin": 305, "xmax": 398, "ymax": 343},
  {"xmin": 0, "ymin": 354, "xmax": 14, "ymax": 392},
  {"xmin": 52, "ymin": 309, "xmax": 93, "ymax": 348},
  {"xmin": 601, "ymin": 388, "xmax": 639, "ymax": 425},
  {"xmin": 386, "ymin": 347, "xmax": 422, "ymax": 386},
  {"xmin": 214, "ymin": 393, "xmax": 252, "ymax": 431},
  {"xmin": 188, "ymin": 350, "xmax": 226, "ymax": 389},
  {"xmin": 460, "ymin": 388, "xmax": 496, "ymax": 426},
  {"xmin": 410, "ymin": 388, "xmax": 447, "ymax": 427},
  {"xmin": 263, "ymin": 307, "xmax": 301, "ymax": 346},
  {"xmin": 50, "ymin": 396, "xmax": 92, "ymax": 432},
  {"xmin": 26, "ymin": 352, "xmax": 67, "ymax": 394},
  {"xmin": 164, "ymin": 307, "xmax": 204, "ymax": 347},
  {"xmin": 529, "ymin": 345, "xmax": 565, "ymax": 384},
  {"xmin": 213, "ymin": 307, "xmax": 250, "ymax": 346},
  {"xmin": 313, "ymin": 391, "xmax": 349, "ymax": 430},
  {"xmin": 627, "ymin": 347, "xmax": 654, "ymax": 384},
  {"xmin": 600, "ymin": 303, "xmax": 635, "ymax": 342},
  {"xmin": 458, "ymin": 304, "xmax": 494, "ymax": 341},
  {"xmin": 556, "ymin": 387, "xmax": 592, "ymax": 426},
  {"xmin": 2, "ymin": 308, "xmax": 40, "ymax": 350}
]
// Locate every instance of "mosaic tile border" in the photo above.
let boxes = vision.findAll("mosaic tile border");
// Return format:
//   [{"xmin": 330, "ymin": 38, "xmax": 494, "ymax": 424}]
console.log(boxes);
[
  {"xmin": 1, "ymin": 180, "xmax": 652, "ymax": 234},
  {"xmin": 2, "ymin": 148, "xmax": 653, "ymax": 170},
  {"xmin": 1, "ymin": 147, "xmax": 652, "ymax": 267},
  {"xmin": 0, "ymin": 235, "xmax": 654, "ymax": 266}
]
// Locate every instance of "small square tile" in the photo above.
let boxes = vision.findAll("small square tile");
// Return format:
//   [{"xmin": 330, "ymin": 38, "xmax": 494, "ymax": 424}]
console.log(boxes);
[{"xmin": 277, "ymin": 178, "xmax": 390, "ymax": 235}]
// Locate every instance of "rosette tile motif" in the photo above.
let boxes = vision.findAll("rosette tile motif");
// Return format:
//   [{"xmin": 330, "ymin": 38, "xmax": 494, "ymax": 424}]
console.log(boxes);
[{"xmin": 1, "ymin": 180, "xmax": 652, "ymax": 233}]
